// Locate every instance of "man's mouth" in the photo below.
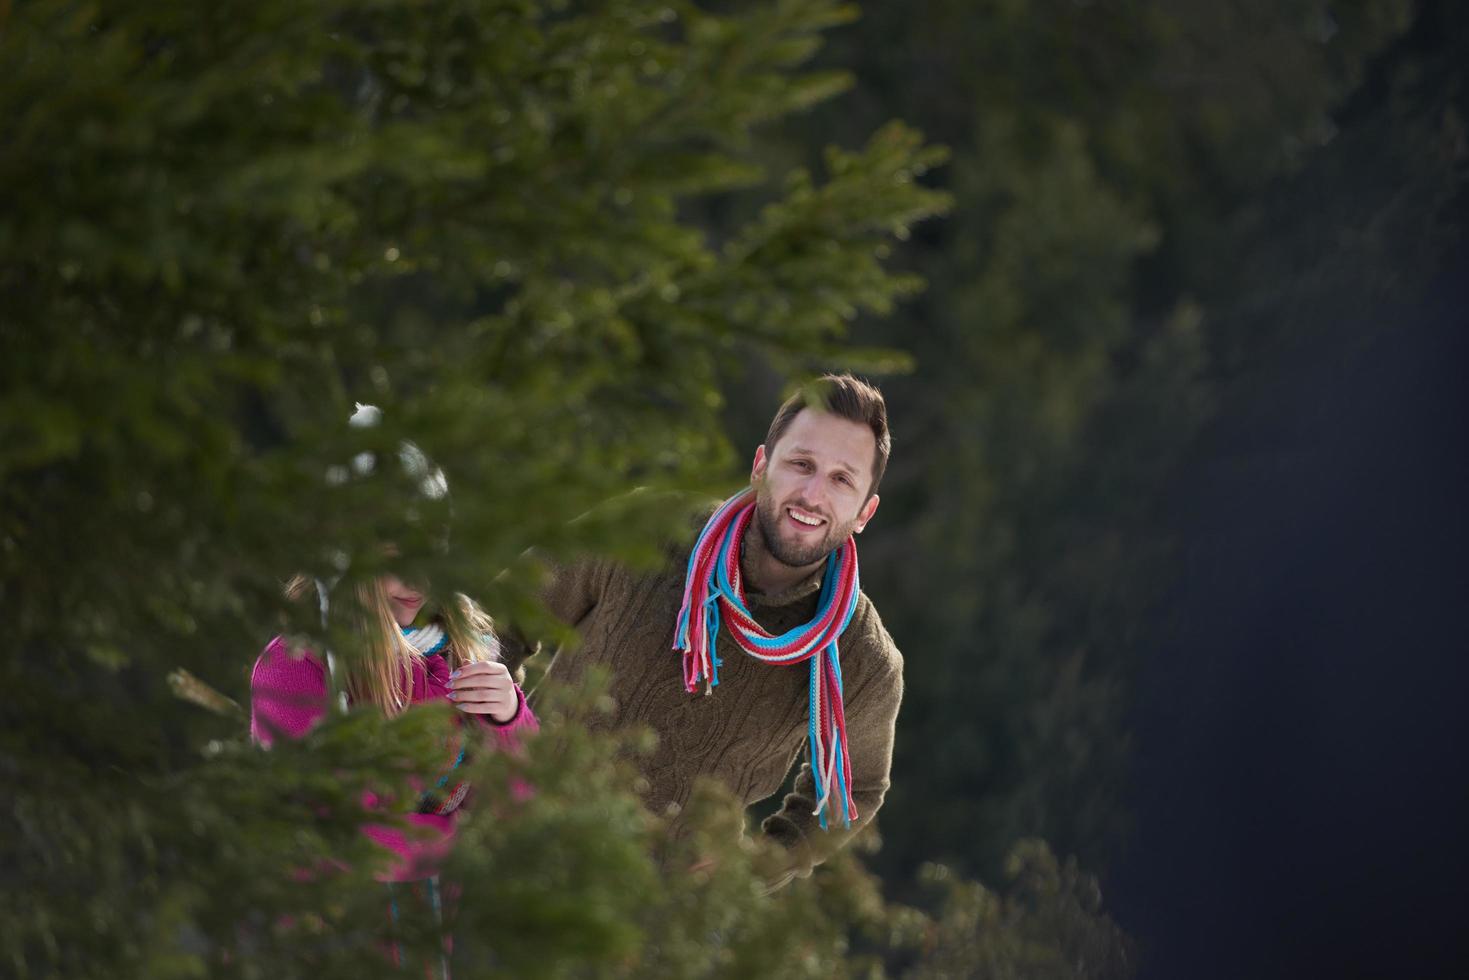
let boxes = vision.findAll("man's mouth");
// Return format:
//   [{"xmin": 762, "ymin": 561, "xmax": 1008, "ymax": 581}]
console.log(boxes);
[{"xmin": 786, "ymin": 506, "xmax": 827, "ymax": 531}]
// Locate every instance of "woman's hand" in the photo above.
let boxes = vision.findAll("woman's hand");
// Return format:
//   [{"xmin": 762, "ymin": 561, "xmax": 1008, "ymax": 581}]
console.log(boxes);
[{"xmin": 447, "ymin": 661, "xmax": 519, "ymax": 724}]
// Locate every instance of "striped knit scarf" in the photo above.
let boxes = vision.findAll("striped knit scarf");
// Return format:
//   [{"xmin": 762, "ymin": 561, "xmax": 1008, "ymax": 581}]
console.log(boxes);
[
  {"xmin": 673, "ymin": 488, "xmax": 861, "ymax": 828},
  {"xmin": 403, "ymin": 622, "xmax": 448, "ymax": 656},
  {"xmin": 403, "ymin": 623, "xmax": 469, "ymax": 816}
]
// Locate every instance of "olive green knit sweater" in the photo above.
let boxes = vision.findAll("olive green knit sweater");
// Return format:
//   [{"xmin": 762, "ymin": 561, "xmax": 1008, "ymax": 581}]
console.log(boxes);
[{"xmin": 510, "ymin": 539, "xmax": 904, "ymax": 884}]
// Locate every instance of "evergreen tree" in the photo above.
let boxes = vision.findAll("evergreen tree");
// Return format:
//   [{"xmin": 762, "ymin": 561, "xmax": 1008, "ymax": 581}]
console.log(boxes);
[{"xmin": 0, "ymin": 1, "xmax": 968, "ymax": 975}]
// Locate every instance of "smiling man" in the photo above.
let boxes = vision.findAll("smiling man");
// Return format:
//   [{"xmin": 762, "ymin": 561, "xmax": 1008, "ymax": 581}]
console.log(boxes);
[{"xmin": 513, "ymin": 374, "xmax": 903, "ymax": 886}]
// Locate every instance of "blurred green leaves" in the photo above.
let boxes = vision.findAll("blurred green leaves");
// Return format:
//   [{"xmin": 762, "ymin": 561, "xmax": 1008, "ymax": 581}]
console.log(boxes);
[{"xmin": 0, "ymin": 1, "xmax": 953, "ymax": 976}]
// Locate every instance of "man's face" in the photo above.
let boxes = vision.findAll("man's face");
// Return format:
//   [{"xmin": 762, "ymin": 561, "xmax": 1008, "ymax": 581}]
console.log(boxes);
[{"xmin": 751, "ymin": 408, "xmax": 881, "ymax": 570}]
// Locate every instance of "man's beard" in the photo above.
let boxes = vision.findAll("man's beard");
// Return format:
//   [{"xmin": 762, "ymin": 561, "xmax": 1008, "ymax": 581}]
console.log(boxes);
[{"xmin": 753, "ymin": 490, "xmax": 854, "ymax": 569}]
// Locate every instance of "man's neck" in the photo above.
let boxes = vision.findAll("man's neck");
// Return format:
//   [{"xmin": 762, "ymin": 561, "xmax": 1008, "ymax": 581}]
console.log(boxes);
[{"xmin": 740, "ymin": 521, "xmax": 824, "ymax": 596}]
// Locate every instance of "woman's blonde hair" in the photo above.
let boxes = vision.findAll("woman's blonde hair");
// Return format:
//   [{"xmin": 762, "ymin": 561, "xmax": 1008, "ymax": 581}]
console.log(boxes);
[{"xmin": 286, "ymin": 575, "xmax": 497, "ymax": 716}]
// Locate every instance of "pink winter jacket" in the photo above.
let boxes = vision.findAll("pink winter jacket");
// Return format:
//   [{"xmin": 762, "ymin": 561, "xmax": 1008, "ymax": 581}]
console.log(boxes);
[{"xmin": 250, "ymin": 636, "xmax": 538, "ymax": 881}]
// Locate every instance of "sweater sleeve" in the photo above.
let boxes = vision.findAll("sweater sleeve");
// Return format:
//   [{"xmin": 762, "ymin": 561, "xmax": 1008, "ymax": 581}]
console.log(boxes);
[
  {"xmin": 479, "ymin": 681, "xmax": 540, "ymax": 750},
  {"xmin": 759, "ymin": 604, "xmax": 904, "ymax": 887},
  {"xmin": 249, "ymin": 636, "xmax": 329, "ymax": 746},
  {"xmin": 499, "ymin": 556, "xmax": 615, "ymax": 677}
]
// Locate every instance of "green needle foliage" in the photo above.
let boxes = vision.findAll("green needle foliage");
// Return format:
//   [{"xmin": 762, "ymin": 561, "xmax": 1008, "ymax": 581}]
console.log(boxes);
[
  {"xmin": 0, "ymin": 0, "xmax": 958, "ymax": 976},
  {"xmin": 0, "ymin": 0, "xmax": 1131, "ymax": 977}
]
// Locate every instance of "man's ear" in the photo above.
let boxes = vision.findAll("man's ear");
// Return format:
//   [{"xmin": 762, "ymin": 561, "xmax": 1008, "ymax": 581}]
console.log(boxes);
[
  {"xmin": 750, "ymin": 444, "xmax": 768, "ymax": 483},
  {"xmin": 854, "ymin": 493, "xmax": 880, "ymax": 534}
]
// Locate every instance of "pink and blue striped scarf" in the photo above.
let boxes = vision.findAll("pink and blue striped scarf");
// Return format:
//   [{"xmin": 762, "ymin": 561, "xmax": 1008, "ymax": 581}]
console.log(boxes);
[{"xmin": 674, "ymin": 489, "xmax": 861, "ymax": 828}]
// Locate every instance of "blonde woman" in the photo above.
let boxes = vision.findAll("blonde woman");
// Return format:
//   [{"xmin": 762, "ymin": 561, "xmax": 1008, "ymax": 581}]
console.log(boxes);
[
  {"xmin": 249, "ymin": 572, "xmax": 535, "ymax": 975},
  {"xmin": 249, "ymin": 406, "xmax": 534, "ymax": 972},
  {"xmin": 250, "ymin": 572, "xmax": 535, "ymax": 880}
]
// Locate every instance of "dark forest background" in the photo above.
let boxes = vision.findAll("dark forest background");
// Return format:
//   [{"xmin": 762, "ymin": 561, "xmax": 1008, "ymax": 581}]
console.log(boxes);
[{"xmin": 4, "ymin": 1, "xmax": 1466, "ymax": 977}]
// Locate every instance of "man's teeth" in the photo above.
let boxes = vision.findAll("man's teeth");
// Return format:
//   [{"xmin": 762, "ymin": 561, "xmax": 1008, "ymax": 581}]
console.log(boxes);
[{"xmin": 789, "ymin": 509, "xmax": 824, "ymax": 526}]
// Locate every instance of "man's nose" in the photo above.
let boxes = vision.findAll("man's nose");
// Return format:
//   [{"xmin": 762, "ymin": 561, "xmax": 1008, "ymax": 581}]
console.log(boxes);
[{"xmin": 799, "ymin": 474, "xmax": 830, "ymax": 508}]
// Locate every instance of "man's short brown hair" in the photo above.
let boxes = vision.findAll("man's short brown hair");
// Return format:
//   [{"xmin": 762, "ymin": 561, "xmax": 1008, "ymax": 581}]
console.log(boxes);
[{"xmin": 764, "ymin": 374, "xmax": 891, "ymax": 497}]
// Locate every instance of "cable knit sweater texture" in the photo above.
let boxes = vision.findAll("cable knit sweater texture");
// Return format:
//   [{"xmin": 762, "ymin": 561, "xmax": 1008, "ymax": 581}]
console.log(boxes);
[
  {"xmin": 509, "ymin": 538, "xmax": 904, "ymax": 883},
  {"xmin": 250, "ymin": 636, "xmax": 538, "ymax": 881}
]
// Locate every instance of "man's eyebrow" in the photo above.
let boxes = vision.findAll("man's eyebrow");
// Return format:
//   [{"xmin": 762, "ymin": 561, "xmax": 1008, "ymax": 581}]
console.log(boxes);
[{"xmin": 786, "ymin": 445, "xmax": 858, "ymax": 475}]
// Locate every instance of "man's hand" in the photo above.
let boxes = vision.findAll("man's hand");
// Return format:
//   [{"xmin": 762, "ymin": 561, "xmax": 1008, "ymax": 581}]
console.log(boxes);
[{"xmin": 447, "ymin": 660, "xmax": 519, "ymax": 724}]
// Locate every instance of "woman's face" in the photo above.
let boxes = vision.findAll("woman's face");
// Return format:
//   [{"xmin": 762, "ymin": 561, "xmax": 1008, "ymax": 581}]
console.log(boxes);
[{"xmin": 380, "ymin": 574, "xmax": 426, "ymax": 627}]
